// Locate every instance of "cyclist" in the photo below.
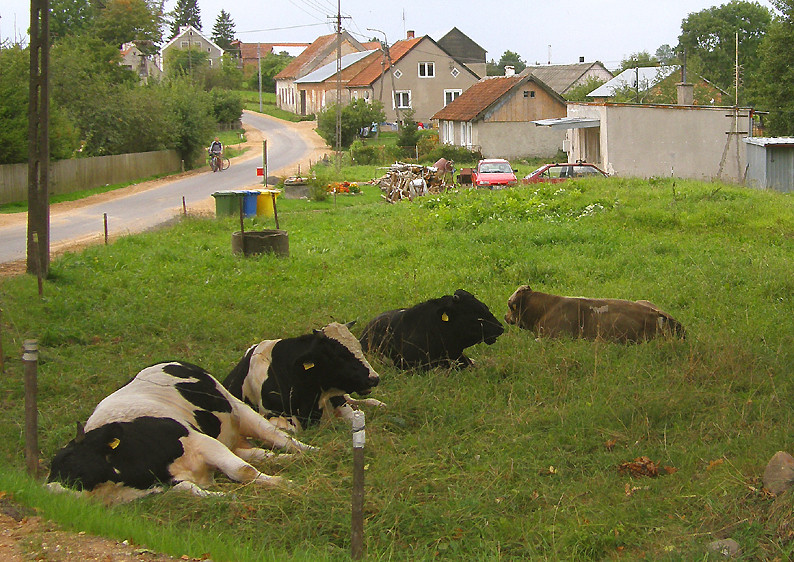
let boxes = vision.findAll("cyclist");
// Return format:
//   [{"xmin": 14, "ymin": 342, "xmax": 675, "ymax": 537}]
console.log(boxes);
[{"xmin": 208, "ymin": 137, "xmax": 223, "ymax": 172}]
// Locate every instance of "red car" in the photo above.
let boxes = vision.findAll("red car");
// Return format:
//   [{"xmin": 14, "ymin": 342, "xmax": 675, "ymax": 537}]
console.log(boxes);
[
  {"xmin": 523, "ymin": 162, "xmax": 607, "ymax": 184},
  {"xmin": 472, "ymin": 158, "xmax": 518, "ymax": 188}
]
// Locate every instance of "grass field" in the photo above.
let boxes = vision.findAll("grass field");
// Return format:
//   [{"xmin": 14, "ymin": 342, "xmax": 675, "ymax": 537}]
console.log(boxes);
[{"xmin": 1, "ymin": 177, "xmax": 793, "ymax": 560}]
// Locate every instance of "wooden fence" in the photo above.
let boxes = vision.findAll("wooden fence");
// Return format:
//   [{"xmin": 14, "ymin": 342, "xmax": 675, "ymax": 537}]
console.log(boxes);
[{"xmin": 0, "ymin": 149, "xmax": 182, "ymax": 205}]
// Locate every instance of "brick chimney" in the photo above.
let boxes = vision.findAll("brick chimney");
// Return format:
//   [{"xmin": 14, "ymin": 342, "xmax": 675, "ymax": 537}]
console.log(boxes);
[
  {"xmin": 676, "ymin": 82, "xmax": 694, "ymax": 105},
  {"xmin": 407, "ymin": 30, "xmax": 415, "ymax": 40}
]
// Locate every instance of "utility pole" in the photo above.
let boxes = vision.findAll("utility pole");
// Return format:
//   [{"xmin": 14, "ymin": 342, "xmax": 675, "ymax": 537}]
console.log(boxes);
[
  {"xmin": 257, "ymin": 42, "xmax": 263, "ymax": 112},
  {"xmin": 27, "ymin": 0, "xmax": 50, "ymax": 277},
  {"xmin": 334, "ymin": 0, "xmax": 342, "ymax": 171},
  {"xmin": 368, "ymin": 28, "xmax": 399, "ymax": 126}
]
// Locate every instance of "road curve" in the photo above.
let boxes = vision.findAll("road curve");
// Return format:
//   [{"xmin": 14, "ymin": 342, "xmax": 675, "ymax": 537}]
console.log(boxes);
[{"xmin": 0, "ymin": 112, "xmax": 320, "ymax": 265}]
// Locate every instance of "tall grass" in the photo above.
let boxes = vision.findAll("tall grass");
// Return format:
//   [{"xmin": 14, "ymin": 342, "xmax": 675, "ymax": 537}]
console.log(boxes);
[{"xmin": 1, "ymin": 177, "xmax": 793, "ymax": 559}]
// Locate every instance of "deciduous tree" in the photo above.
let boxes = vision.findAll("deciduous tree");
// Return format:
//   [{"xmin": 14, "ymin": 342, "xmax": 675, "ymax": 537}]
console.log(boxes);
[{"xmin": 753, "ymin": 0, "xmax": 794, "ymax": 134}]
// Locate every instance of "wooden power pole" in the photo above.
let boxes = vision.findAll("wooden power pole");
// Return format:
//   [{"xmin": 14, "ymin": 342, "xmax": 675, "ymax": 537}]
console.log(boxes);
[{"xmin": 27, "ymin": 0, "xmax": 50, "ymax": 277}]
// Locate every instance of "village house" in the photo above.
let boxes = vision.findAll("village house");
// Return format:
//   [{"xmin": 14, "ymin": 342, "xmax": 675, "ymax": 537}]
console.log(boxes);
[
  {"xmin": 120, "ymin": 42, "xmax": 161, "ymax": 82},
  {"xmin": 588, "ymin": 66, "xmax": 728, "ymax": 105},
  {"xmin": 293, "ymin": 50, "xmax": 381, "ymax": 116},
  {"xmin": 436, "ymin": 27, "xmax": 486, "ymax": 79},
  {"xmin": 345, "ymin": 31, "xmax": 480, "ymax": 126},
  {"xmin": 231, "ymin": 41, "xmax": 309, "ymax": 68},
  {"xmin": 274, "ymin": 31, "xmax": 367, "ymax": 114},
  {"xmin": 535, "ymin": 94, "xmax": 752, "ymax": 182},
  {"xmin": 160, "ymin": 25, "xmax": 224, "ymax": 70},
  {"xmin": 431, "ymin": 70, "xmax": 567, "ymax": 159}
]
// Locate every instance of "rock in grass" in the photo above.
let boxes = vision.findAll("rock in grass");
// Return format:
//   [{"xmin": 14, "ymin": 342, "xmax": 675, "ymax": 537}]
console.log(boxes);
[
  {"xmin": 707, "ymin": 538, "xmax": 741, "ymax": 557},
  {"xmin": 763, "ymin": 451, "xmax": 794, "ymax": 495}
]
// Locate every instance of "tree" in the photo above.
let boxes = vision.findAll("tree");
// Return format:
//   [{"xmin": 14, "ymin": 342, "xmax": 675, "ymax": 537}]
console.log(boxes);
[
  {"xmin": 563, "ymin": 76, "xmax": 608, "ymax": 102},
  {"xmin": 655, "ymin": 44, "xmax": 676, "ymax": 65},
  {"xmin": 396, "ymin": 109, "xmax": 420, "ymax": 156},
  {"xmin": 211, "ymin": 9, "xmax": 235, "ymax": 52},
  {"xmin": 488, "ymin": 50, "xmax": 526, "ymax": 76},
  {"xmin": 753, "ymin": 0, "xmax": 794, "ymax": 134},
  {"xmin": 169, "ymin": 0, "xmax": 201, "ymax": 38},
  {"xmin": 164, "ymin": 47, "xmax": 210, "ymax": 76},
  {"xmin": 677, "ymin": 0, "xmax": 771, "ymax": 100},
  {"xmin": 316, "ymin": 99, "xmax": 385, "ymax": 148},
  {"xmin": 618, "ymin": 51, "xmax": 657, "ymax": 72},
  {"xmin": 50, "ymin": 0, "xmax": 95, "ymax": 40},
  {"xmin": 92, "ymin": 0, "xmax": 163, "ymax": 48}
]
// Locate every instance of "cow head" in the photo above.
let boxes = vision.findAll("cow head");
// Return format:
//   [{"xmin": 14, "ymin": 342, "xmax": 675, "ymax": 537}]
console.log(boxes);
[
  {"xmin": 505, "ymin": 285, "xmax": 533, "ymax": 328},
  {"xmin": 48, "ymin": 422, "xmax": 123, "ymax": 491},
  {"xmin": 439, "ymin": 289, "xmax": 504, "ymax": 347},
  {"xmin": 303, "ymin": 321, "xmax": 380, "ymax": 395}
]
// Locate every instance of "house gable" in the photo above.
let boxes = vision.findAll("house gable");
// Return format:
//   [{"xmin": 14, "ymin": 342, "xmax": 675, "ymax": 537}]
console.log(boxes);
[
  {"xmin": 161, "ymin": 25, "xmax": 224, "ymax": 69},
  {"xmin": 437, "ymin": 27, "xmax": 486, "ymax": 78},
  {"xmin": 275, "ymin": 32, "xmax": 365, "ymax": 81},
  {"xmin": 522, "ymin": 62, "xmax": 613, "ymax": 96}
]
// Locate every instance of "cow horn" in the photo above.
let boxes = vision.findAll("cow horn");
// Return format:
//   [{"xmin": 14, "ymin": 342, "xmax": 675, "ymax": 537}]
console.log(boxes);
[
  {"xmin": 74, "ymin": 421, "xmax": 85, "ymax": 443},
  {"xmin": 344, "ymin": 320, "xmax": 356, "ymax": 328}
]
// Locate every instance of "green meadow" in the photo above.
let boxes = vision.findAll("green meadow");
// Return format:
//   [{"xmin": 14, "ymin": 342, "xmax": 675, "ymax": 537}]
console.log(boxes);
[{"xmin": 0, "ymin": 176, "xmax": 793, "ymax": 560}]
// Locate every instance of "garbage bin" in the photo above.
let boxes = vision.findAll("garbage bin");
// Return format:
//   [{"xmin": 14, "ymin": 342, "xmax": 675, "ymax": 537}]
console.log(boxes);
[
  {"xmin": 212, "ymin": 191, "xmax": 238, "ymax": 216},
  {"xmin": 255, "ymin": 189, "xmax": 281, "ymax": 217},
  {"xmin": 241, "ymin": 190, "xmax": 259, "ymax": 218}
]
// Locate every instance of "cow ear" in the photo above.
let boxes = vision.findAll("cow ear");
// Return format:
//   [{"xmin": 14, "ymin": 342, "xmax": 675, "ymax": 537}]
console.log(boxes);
[
  {"xmin": 452, "ymin": 292, "xmax": 461, "ymax": 303},
  {"xmin": 74, "ymin": 421, "xmax": 85, "ymax": 443}
]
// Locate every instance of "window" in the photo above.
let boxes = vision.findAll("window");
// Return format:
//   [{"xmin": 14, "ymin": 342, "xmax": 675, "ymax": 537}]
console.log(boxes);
[
  {"xmin": 523, "ymin": 90, "xmax": 536, "ymax": 98},
  {"xmin": 393, "ymin": 69, "xmax": 402, "ymax": 79},
  {"xmin": 418, "ymin": 62, "xmax": 435, "ymax": 78},
  {"xmin": 394, "ymin": 90, "xmax": 411, "ymax": 109},
  {"xmin": 444, "ymin": 89, "xmax": 462, "ymax": 106},
  {"xmin": 180, "ymin": 41, "xmax": 189, "ymax": 48},
  {"xmin": 444, "ymin": 121, "xmax": 455, "ymax": 144}
]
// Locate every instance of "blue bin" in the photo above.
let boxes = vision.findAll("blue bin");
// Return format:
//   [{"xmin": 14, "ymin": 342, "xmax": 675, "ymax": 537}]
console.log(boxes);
[{"xmin": 241, "ymin": 190, "xmax": 258, "ymax": 217}]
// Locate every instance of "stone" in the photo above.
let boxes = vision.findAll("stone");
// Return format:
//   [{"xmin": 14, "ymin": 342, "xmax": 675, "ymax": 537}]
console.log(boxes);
[
  {"xmin": 707, "ymin": 538, "xmax": 741, "ymax": 558},
  {"xmin": 763, "ymin": 451, "xmax": 794, "ymax": 495}
]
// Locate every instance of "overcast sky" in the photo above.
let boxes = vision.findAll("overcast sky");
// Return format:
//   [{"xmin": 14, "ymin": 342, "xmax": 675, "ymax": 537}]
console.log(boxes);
[{"xmin": 0, "ymin": 0, "xmax": 778, "ymax": 70}]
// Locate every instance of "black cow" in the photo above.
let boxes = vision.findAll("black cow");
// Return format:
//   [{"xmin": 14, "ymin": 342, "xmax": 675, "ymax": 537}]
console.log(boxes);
[
  {"xmin": 223, "ymin": 322, "xmax": 383, "ymax": 433},
  {"xmin": 359, "ymin": 289, "xmax": 504, "ymax": 370},
  {"xmin": 48, "ymin": 361, "xmax": 313, "ymax": 501}
]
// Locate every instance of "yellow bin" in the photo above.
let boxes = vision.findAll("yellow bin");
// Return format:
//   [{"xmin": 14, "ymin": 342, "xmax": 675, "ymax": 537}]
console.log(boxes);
[{"xmin": 255, "ymin": 189, "xmax": 281, "ymax": 217}]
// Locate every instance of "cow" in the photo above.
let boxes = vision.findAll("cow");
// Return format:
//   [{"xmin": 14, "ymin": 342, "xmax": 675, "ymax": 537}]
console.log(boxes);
[
  {"xmin": 504, "ymin": 285, "xmax": 686, "ymax": 343},
  {"xmin": 359, "ymin": 289, "xmax": 505, "ymax": 370},
  {"xmin": 222, "ymin": 322, "xmax": 383, "ymax": 433},
  {"xmin": 48, "ymin": 361, "xmax": 314, "ymax": 500}
]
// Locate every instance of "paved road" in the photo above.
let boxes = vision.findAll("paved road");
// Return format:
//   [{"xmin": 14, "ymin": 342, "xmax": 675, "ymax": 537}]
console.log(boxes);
[{"xmin": 0, "ymin": 112, "xmax": 309, "ymax": 264}]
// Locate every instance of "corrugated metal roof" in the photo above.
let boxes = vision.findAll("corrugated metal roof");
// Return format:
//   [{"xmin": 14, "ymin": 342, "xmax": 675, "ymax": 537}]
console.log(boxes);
[
  {"xmin": 744, "ymin": 137, "xmax": 794, "ymax": 147},
  {"xmin": 522, "ymin": 62, "xmax": 611, "ymax": 94},
  {"xmin": 533, "ymin": 117, "xmax": 601, "ymax": 129},
  {"xmin": 275, "ymin": 34, "xmax": 338, "ymax": 80},
  {"xmin": 588, "ymin": 66, "xmax": 677, "ymax": 97},
  {"xmin": 295, "ymin": 50, "xmax": 378, "ymax": 83}
]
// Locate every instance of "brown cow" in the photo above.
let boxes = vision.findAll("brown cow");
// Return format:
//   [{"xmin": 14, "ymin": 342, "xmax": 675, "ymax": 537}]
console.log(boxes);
[{"xmin": 504, "ymin": 285, "xmax": 685, "ymax": 343}]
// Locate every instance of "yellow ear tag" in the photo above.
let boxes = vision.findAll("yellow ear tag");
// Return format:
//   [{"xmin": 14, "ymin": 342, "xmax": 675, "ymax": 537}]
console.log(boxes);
[
  {"xmin": 441, "ymin": 313, "xmax": 449, "ymax": 322},
  {"xmin": 108, "ymin": 438, "xmax": 120, "ymax": 450},
  {"xmin": 303, "ymin": 362, "xmax": 315, "ymax": 370}
]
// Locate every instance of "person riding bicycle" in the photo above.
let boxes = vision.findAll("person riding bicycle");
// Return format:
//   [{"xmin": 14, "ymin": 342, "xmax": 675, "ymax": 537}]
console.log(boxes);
[{"xmin": 208, "ymin": 137, "xmax": 223, "ymax": 171}]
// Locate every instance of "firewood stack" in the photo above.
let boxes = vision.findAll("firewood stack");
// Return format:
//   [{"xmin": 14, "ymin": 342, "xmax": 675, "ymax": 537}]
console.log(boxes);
[{"xmin": 371, "ymin": 162, "xmax": 454, "ymax": 203}]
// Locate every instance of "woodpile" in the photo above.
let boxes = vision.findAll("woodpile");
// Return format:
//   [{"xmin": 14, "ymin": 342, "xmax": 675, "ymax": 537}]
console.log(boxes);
[{"xmin": 370, "ymin": 162, "xmax": 454, "ymax": 203}]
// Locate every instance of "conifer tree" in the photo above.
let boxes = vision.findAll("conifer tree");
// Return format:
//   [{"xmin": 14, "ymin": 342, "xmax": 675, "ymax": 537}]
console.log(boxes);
[
  {"xmin": 169, "ymin": 0, "xmax": 201, "ymax": 38},
  {"xmin": 211, "ymin": 9, "xmax": 235, "ymax": 52}
]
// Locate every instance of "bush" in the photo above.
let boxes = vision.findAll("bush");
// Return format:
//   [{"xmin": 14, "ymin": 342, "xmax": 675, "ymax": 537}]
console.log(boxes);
[
  {"xmin": 350, "ymin": 140, "xmax": 387, "ymax": 165},
  {"xmin": 210, "ymin": 89, "xmax": 243, "ymax": 124},
  {"xmin": 421, "ymin": 144, "xmax": 483, "ymax": 165},
  {"xmin": 396, "ymin": 109, "xmax": 420, "ymax": 157}
]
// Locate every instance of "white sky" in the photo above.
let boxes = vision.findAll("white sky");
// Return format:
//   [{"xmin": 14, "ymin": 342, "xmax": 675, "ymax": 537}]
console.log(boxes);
[{"xmin": 0, "ymin": 0, "xmax": 778, "ymax": 70}]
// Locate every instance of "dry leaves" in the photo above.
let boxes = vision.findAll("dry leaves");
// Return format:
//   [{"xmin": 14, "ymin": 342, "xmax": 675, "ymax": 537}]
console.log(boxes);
[{"xmin": 618, "ymin": 456, "xmax": 678, "ymax": 478}]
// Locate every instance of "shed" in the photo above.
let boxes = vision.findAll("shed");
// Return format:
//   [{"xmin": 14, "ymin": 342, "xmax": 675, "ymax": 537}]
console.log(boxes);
[{"xmin": 744, "ymin": 137, "xmax": 794, "ymax": 193}]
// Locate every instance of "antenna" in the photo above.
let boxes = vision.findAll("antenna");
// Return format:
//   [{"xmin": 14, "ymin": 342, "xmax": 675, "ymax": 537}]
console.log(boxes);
[{"xmin": 548, "ymin": 44, "xmax": 551, "ymax": 65}]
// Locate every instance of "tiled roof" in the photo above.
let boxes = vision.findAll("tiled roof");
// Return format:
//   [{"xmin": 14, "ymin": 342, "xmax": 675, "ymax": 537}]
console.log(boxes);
[
  {"xmin": 236, "ymin": 42, "xmax": 309, "ymax": 61},
  {"xmin": 431, "ymin": 76, "xmax": 523, "ymax": 121},
  {"xmin": 346, "ymin": 37, "xmax": 423, "ymax": 87},
  {"xmin": 274, "ymin": 34, "xmax": 338, "ymax": 80}
]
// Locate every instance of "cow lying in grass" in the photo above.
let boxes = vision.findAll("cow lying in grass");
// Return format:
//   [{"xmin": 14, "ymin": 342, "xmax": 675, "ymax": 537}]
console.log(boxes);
[
  {"xmin": 360, "ymin": 289, "xmax": 505, "ymax": 370},
  {"xmin": 504, "ymin": 285, "xmax": 685, "ymax": 343},
  {"xmin": 48, "ymin": 361, "xmax": 313, "ymax": 501},
  {"xmin": 223, "ymin": 322, "xmax": 384, "ymax": 433}
]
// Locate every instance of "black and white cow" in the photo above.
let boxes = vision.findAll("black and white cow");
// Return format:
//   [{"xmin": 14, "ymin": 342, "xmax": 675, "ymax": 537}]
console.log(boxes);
[
  {"xmin": 359, "ymin": 289, "xmax": 505, "ymax": 370},
  {"xmin": 222, "ymin": 322, "xmax": 383, "ymax": 433},
  {"xmin": 48, "ymin": 361, "xmax": 313, "ymax": 499}
]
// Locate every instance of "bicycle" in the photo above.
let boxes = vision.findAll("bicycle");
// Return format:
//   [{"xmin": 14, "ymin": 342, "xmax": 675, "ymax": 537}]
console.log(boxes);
[{"xmin": 209, "ymin": 152, "xmax": 230, "ymax": 172}]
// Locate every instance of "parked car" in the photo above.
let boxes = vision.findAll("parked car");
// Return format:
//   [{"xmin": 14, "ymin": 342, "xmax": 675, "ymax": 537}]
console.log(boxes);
[
  {"xmin": 523, "ymin": 162, "xmax": 607, "ymax": 184},
  {"xmin": 472, "ymin": 158, "xmax": 518, "ymax": 188}
]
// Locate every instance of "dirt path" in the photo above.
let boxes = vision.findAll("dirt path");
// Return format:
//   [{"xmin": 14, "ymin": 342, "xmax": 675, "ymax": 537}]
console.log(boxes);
[{"xmin": 0, "ymin": 114, "xmax": 329, "ymax": 276}]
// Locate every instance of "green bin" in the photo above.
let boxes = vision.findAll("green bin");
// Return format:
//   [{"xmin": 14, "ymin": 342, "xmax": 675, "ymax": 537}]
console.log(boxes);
[{"xmin": 212, "ymin": 191, "xmax": 238, "ymax": 217}]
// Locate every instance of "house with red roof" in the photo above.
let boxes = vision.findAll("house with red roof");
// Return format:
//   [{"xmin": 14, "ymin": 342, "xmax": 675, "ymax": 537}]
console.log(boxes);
[
  {"xmin": 346, "ymin": 31, "xmax": 480, "ymax": 125},
  {"xmin": 432, "ymin": 71, "xmax": 567, "ymax": 159},
  {"xmin": 274, "ymin": 31, "xmax": 366, "ymax": 114}
]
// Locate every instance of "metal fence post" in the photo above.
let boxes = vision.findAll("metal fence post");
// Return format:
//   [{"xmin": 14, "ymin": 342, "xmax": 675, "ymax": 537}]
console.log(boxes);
[
  {"xmin": 351, "ymin": 410, "xmax": 365, "ymax": 559},
  {"xmin": 23, "ymin": 339, "xmax": 39, "ymax": 478}
]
